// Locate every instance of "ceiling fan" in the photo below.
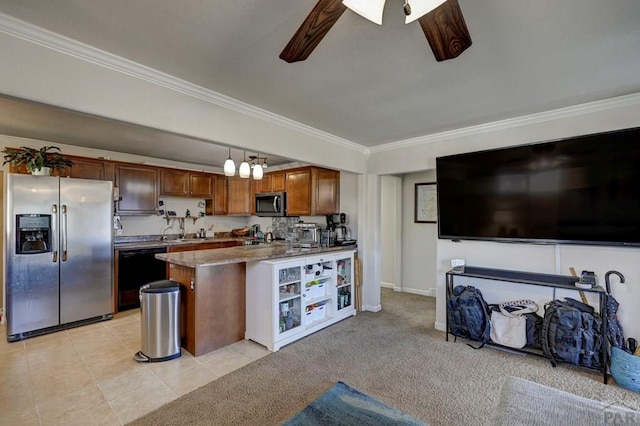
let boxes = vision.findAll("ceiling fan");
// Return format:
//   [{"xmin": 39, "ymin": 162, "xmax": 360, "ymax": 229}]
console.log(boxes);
[{"xmin": 280, "ymin": 0, "xmax": 472, "ymax": 63}]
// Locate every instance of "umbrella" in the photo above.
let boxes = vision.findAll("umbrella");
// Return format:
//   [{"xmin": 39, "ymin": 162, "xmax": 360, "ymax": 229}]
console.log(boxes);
[{"xmin": 605, "ymin": 270, "xmax": 628, "ymax": 352}]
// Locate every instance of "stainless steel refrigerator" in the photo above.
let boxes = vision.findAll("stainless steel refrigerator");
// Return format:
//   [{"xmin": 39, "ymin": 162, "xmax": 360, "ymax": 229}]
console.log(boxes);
[{"xmin": 6, "ymin": 173, "xmax": 114, "ymax": 341}]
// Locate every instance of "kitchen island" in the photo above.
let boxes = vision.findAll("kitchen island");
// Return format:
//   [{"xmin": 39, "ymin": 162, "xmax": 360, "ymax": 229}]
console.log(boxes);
[{"xmin": 156, "ymin": 244, "xmax": 357, "ymax": 356}]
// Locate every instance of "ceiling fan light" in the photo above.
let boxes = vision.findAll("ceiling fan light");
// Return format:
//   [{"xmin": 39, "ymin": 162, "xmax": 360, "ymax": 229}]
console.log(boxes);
[
  {"xmin": 253, "ymin": 164, "xmax": 263, "ymax": 180},
  {"xmin": 223, "ymin": 147, "xmax": 236, "ymax": 176},
  {"xmin": 404, "ymin": 0, "xmax": 447, "ymax": 24},
  {"xmin": 343, "ymin": 0, "xmax": 385, "ymax": 25}
]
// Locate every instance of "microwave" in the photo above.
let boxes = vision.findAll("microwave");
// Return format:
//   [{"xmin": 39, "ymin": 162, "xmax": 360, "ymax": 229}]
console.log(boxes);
[{"xmin": 255, "ymin": 192, "xmax": 286, "ymax": 217}]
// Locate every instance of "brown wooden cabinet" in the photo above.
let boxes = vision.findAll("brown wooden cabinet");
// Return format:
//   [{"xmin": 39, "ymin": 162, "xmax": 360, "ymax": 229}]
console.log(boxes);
[
  {"xmin": 160, "ymin": 169, "xmax": 212, "ymax": 198},
  {"xmin": 115, "ymin": 164, "xmax": 158, "ymax": 215},
  {"xmin": 189, "ymin": 173, "xmax": 213, "ymax": 198},
  {"xmin": 314, "ymin": 168, "xmax": 340, "ymax": 215},
  {"xmin": 160, "ymin": 169, "xmax": 189, "ymax": 196},
  {"xmin": 170, "ymin": 262, "xmax": 246, "ymax": 356},
  {"xmin": 255, "ymin": 174, "xmax": 272, "ymax": 193},
  {"xmin": 59, "ymin": 155, "xmax": 110, "ymax": 180},
  {"xmin": 271, "ymin": 172, "xmax": 286, "ymax": 192},
  {"xmin": 285, "ymin": 168, "xmax": 312, "ymax": 216},
  {"xmin": 284, "ymin": 166, "xmax": 340, "ymax": 216},
  {"xmin": 213, "ymin": 175, "xmax": 228, "ymax": 215},
  {"xmin": 227, "ymin": 177, "xmax": 252, "ymax": 215}
]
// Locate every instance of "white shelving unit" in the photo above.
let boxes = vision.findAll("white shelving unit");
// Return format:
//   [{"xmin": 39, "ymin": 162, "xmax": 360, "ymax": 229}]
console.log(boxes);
[{"xmin": 246, "ymin": 250, "xmax": 356, "ymax": 351}]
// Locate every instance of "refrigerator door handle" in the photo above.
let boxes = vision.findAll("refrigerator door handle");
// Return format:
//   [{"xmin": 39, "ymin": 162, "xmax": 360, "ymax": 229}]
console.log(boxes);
[
  {"xmin": 52, "ymin": 203, "xmax": 58, "ymax": 263},
  {"xmin": 61, "ymin": 204, "xmax": 68, "ymax": 262}
]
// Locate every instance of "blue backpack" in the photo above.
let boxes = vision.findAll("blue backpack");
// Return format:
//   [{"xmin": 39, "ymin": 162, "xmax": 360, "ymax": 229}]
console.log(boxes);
[
  {"xmin": 541, "ymin": 298, "xmax": 603, "ymax": 368},
  {"xmin": 447, "ymin": 285, "xmax": 491, "ymax": 348}
]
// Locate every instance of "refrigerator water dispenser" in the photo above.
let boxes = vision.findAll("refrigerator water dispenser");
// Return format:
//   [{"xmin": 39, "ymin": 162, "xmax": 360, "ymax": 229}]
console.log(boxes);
[{"xmin": 16, "ymin": 214, "xmax": 52, "ymax": 254}]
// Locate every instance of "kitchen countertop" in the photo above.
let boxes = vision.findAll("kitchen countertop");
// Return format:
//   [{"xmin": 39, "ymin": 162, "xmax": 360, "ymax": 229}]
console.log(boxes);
[
  {"xmin": 113, "ymin": 236, "xmax": 244, "ymax": 250},
  {"xmin": 155, "ymin": 244, "xmax": 356, "ymax": 268}
]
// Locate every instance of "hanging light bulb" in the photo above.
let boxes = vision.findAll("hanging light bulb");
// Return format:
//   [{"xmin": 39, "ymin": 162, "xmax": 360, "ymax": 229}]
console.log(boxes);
[
  {"xmin": 223, "ymin": 147, "xmax": 236, "ymax": 176},
  {"xmin": 239, "ymin": 150, "xmax": 251, "ymax": 178},
  {"xmin": 252, "ymin": 154, "xmax": 263, "ymax": 180},
  {"xmin": 262, "ymin": 157, "xmax": 268, "ymax": 169}
]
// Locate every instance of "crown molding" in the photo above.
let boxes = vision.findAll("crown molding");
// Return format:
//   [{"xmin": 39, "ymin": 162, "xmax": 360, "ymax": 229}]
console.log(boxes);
[
  {"xmin": 0, "ymin": 12, "xmax": 367, "ymax": 155},
  {"xmin": 371, "ymin": 92, "xmax": 640, "ymax": 153}
]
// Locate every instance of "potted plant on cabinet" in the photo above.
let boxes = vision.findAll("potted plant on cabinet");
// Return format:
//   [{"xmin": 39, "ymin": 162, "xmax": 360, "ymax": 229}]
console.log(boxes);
[{"xmin": 2, "ymin": 146, "xmax": 74, "ymax": 175}]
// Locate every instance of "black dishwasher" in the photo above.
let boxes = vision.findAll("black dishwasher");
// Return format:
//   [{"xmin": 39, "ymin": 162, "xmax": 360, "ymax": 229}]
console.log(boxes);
[{"xmin": 118, "ymin": 247, "xmax": 168, "ymax": 311}]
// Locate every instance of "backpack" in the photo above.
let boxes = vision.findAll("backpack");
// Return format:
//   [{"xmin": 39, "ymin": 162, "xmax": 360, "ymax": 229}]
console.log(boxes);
[
  {"xmin": 447, "ymin": 285, "xmax": 491, "ymax": 347},
  {"xmin": 541, "ymin": 298, "xmax": 603, "ymax": 368}
]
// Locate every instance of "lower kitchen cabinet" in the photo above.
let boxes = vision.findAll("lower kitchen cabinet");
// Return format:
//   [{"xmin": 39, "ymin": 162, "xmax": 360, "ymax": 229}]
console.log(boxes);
[
  {"xmin": 246, "ymin": 250, "xmax": 356, "ymax": 352},
  {"xmin": 169, "ymin": 261, "xmax": 246, "ymax": 357}
]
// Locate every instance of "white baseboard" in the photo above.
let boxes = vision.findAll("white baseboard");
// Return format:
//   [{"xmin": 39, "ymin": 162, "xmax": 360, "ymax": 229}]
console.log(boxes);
[
  {"xmin": 380, "ymin": 281, "xmax": 395, "ymax": 289},
  {"xmin": 395, "ymin": 287, "xmax": 436, "ymax": 298},
  {"xmin": 435, "ymin": 321, "xmax": 446, "ymax": 332},
  {"xmin": 363, "ymin": 303, "xmax": 382, "ymax": 312}
]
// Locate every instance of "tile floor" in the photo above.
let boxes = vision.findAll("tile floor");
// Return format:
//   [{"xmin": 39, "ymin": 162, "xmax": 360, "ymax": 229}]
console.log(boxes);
[{"xmin": 0, "ymin": 309, "xmax": 271, "ymax": 425}]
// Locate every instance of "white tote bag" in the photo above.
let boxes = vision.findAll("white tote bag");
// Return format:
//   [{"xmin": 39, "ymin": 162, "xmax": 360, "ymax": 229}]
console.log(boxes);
[{"xmin": 490, "ymin": 300, "xmax": 538, "ymax": 349}]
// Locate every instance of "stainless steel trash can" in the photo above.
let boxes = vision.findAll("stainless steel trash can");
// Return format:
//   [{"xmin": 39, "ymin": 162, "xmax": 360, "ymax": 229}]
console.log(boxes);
[{"xmin": 134, "ymin": 280, "xmax": 181, "ymax": 362}]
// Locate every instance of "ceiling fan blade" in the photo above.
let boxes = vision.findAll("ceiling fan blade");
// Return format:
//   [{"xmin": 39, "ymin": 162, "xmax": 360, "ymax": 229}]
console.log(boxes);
[
  {"xmin": 418, "ymin": 0, "xmax": 472, "ymax": 61},
  {"xmin": 280, "ymin": 0, "xmax": 347, "ymax": 63}
]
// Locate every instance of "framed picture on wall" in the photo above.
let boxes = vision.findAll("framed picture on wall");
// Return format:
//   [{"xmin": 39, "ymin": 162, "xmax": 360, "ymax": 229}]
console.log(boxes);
[{"xmin": 415, "ymin": 182, "xmax": 437, "ymax": 223}]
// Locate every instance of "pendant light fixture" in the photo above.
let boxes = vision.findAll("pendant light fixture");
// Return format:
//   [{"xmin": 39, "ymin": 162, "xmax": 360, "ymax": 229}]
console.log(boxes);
[
  {"xmin": 239, "ymin": 150, "xmax": 251, "ymax": 178},
  {"xmin": 252, "ymin": 154, "xmax": 263, "ymax": 180},
  {"xmin": 223, "ymin": 147, "xmax": 236, "ymax": 177},
  {"xmin": 341, "ymin": 0, "xmax": 445, "ymax": 25}
]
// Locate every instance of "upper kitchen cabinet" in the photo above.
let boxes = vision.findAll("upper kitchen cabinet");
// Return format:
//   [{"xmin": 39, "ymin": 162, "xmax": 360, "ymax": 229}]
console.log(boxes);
[
  {"xmin": 314, "ymin": 168, "xmax": 340, "ymax": 215},
  {"xmin": 227, "ymin": 176, "xmax": 252, "ymax": 215},
  {"xmin": 255, "ymin": 174, "xmax": 272, "ymax": 194},
  {"xmin": 256, "ymin": 172, "xmax": 285, "ymax": 193},
  {"xmin": 286, "ymin": 169, "xmax": 312, "ymax": 216},
  {"xmin": 59, "ymin": 155, "xmax": 112, "ymax": 180},
  {"xmin": 271, "ymin": 172, "xmax": 286, "ymax": 192},
  {"xmin": 160, "ymin": 169, "xmax": 213, "ymax": 198},
  {"xmin": 213, "ymin": 175, "xmax": 228, "ymax": 215},
  {"xmin": 285, "ymin": 167, "xmax": 340, "ymax": 216},
  {"xmin": 115, "ymin": 164, "xmax": 159, "ymax": 215},
  {"xmin": 190, "ymin": 173, "xmax": 213, "ymax": 198}
]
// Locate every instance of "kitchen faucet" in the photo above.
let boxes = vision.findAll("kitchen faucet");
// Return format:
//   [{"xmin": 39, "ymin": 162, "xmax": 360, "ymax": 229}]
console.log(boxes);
[
  {"xmin": 179, "ymin": 218, "xmax": 186, "ymax": 238},
  {"xmin": 162, "ymin": 224, "xmax": 172, "ymax": 240}
]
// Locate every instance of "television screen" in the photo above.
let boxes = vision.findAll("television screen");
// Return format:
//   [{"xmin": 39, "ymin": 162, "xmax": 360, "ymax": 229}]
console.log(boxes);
[{"xmin": 436, "ymin": 127, "xmax": 640, "ymax": 247}]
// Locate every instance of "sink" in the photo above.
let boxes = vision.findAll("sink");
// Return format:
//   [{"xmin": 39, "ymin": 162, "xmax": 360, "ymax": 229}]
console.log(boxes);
[{"xmin": 164, "ymin": 238, "xmax": 200, "ymax": 244}]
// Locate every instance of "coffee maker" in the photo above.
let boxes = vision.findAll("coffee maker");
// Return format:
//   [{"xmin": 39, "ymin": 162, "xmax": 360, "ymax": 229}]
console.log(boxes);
[{"xmin": 325, "ymin": 213, "xmax": 354, "ymax": 246}]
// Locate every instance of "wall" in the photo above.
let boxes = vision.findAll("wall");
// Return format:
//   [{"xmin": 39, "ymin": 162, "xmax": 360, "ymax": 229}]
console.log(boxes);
[
  {"xmin": 120, "ymin": 197, "xmax": 247, "ymax": 238},
  {"xmin": 401, "ymin": 171, "xmax": 437, "ymax": 297},
  {"xmin": 380, "ymin": 176, "xmax": 397, "ymax": 289},
  {"xmin": 2, "ymin": 15, "xmax": 639, "ymax": 329},
  {"xmin": 366, "ymin": 95, "xmax": 640, "ymax": 340},
  {"xmin": 0, "ymin": 171, "xmax": 3, "ymax": 324},
  {"xmin": 0, "ymin": 28, "xmax": 367, "ymax": 175}
]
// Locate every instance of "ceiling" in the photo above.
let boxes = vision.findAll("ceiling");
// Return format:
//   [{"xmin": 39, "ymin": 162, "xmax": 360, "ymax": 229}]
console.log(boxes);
[{"xmin": 0, "ymin": 0, "xmax": 639, "ymax": 167}]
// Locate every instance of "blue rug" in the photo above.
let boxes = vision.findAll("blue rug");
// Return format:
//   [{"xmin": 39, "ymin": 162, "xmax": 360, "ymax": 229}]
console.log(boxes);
[{"xmin": 284, "ymin": 381, "xmax": 428, "ymax": 425}]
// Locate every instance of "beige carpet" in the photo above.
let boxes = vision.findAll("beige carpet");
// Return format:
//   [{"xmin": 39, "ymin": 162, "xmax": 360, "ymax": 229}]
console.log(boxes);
[{"xmin": 128, "ymin": 289, "xmax": 640, "ymax": 426}]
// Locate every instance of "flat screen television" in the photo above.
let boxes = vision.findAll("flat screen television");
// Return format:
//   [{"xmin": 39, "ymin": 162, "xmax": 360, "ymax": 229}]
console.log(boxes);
[{"xmin": 436, "ymin": 127, "xmax": 640, "ymax": 247}]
